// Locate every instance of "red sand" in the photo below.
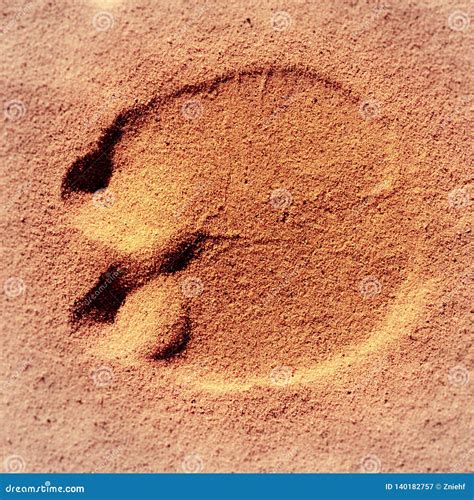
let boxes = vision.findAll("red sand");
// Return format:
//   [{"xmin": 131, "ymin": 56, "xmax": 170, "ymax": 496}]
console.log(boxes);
[{"xmin": 1, "ymin": 0, "xmax": 472, "ymax": 473}]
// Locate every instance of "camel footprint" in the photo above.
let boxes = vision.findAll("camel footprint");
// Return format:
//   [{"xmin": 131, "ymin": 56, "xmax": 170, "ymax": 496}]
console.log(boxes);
[{"xmin": 64, "ymin": 67, "xmax": 432, "ymax": 390}]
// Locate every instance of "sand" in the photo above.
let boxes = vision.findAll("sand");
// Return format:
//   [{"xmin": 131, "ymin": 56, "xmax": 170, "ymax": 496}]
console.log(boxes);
[{"xmin": 1, "ymin": 0, "xmax": 473, "ymax": 473}]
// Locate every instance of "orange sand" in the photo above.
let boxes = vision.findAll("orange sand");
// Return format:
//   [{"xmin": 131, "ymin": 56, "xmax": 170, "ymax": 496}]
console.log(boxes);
[{"xmin": 1, "ymin": 0, "xmax": 472, "ymax": 473}]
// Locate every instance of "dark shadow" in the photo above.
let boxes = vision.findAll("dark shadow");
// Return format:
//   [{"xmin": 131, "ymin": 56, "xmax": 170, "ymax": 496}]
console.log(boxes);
[
  {"xmin": 72, "ymin": 265, "xmax": 128, "ymax": 324},
  {"xmin": 152, "ymin": 312, "xmax": 192, "ymax": 360},
  {"xmin": 61, "ymin": 112, "xmax": 129, "ymax": 197},
  {"xmin": 159, "ymin": 232, "xmax": 208, "ymax": 274},
  {"xmin": 61, "ymin": 65, "xmax": 357, "ymax": 200}
]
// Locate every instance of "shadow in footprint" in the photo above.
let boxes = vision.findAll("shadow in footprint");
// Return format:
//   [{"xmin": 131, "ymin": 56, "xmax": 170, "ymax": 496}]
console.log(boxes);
[
  {"xmin": 62, "ymin": 112, "xmax": 130, "ymax": 197},
  {"xmin": 64, "ymin": 65, "xmax": 426, "ymax": 390},
  {"xmin": 72, "ymin": 265, "xmax": 128, "ymax": 324}
]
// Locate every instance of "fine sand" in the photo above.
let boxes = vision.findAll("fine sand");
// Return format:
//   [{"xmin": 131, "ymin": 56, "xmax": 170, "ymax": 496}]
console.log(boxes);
[{"xmin": 1, "ymin": 0, "xmax": 472, "ymax": 473}]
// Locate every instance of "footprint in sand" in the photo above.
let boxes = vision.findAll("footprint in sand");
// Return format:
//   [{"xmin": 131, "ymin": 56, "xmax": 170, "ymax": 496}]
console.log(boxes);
[{"xmin": 63, "ymin": 67, "xmax": 434, "ymax": 392}]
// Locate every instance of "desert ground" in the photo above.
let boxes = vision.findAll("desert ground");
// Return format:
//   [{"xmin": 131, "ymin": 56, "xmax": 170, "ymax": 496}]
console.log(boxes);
[{"xmin": 1, "ymin": 0, "xmax": 473, "ymax": 472}]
